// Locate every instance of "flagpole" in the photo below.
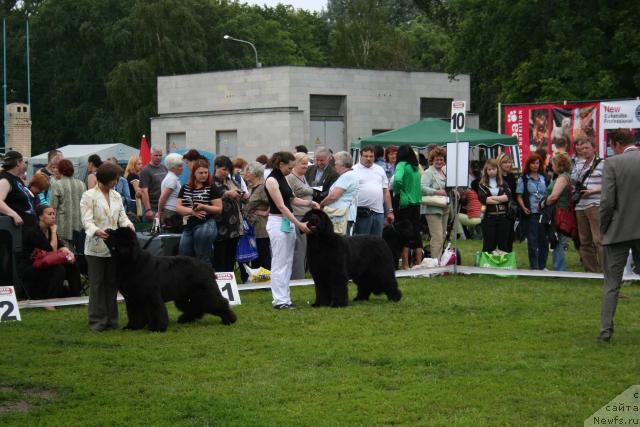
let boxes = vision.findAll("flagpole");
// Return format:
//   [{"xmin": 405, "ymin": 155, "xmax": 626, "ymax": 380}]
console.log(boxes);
[
  {"xmin": 26, "ymin": 18, "xmax": 31, "ymax": 120},
  {"xmin": 3, "ymin": 18, "xmax": 7, "ymax": 151}
]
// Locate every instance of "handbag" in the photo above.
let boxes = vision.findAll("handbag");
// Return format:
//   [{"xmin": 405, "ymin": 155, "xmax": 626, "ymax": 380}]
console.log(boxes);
[
  {"xmin": 477, "ymin": 251, "xmax": 517, "ymax": 277},
  {"xmin": 422, "ymin": 195, "xmax": 449, "ymax": 208},
  {"xmin": 554, "ymin": 205, "xmax": 577, "ymax": 238},
  {"xmin": 554, "ymin": 181, "xmax": 578, "ymax": 238},
  {"xmin": 31, "ymin": 248, "xmax": 71, "ymax": 269},
  {"xmin": 236, "ymin": 220, "xmax": 259, "ymax": 263}
]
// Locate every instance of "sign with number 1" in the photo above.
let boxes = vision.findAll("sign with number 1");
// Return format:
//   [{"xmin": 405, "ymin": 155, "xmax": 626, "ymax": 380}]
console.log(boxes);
[
  {"xmin": 215, "ymin": 273, "xmax": 241, "ymax": 306},
  {"xmin": 0, "ymin": 286, "xmax": 21, "ymax": 322}
]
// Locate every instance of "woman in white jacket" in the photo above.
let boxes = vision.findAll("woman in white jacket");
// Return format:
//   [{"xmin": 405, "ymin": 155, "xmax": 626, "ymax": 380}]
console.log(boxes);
[{"xmin": 80, "ymin": 162, "xmax": 134, "ymax": 331}]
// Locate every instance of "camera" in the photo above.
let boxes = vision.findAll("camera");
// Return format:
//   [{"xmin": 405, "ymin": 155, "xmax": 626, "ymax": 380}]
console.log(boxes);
[{"xmin": 572, "ymin": 182, "xmax": 584, "ymax": 204}]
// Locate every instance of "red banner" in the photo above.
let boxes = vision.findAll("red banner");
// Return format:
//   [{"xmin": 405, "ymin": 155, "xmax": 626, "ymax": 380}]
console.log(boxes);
[{"xmin": 504, "ymin": 103, "xmax": 599, "ymax": 163}]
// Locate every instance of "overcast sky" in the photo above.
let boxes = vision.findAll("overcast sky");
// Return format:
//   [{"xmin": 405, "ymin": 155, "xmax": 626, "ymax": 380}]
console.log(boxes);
[{"xmin": 243, "ymin": 0, "xmax": 327, "ymax": 12}]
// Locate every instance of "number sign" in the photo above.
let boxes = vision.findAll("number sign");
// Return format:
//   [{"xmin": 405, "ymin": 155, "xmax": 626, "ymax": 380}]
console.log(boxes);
[
  {"xmin": 215, "ymin": 272, "xmax": 241, "ymax": 306},
  {"xmin": 451, "ymin": 100, "xmax": 466, "ymax": 133},
  {"xmin": 0, "ymin": 286, "xmax": 21, "ymax": 322}
]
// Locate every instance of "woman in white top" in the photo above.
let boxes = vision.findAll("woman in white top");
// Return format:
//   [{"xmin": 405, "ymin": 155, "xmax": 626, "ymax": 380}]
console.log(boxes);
[
  {"xmin": 157, "ymin": 153, "xmax": 184, "ymax": 230},
  {"xmin": 80, "ymin": 162, "xmax": 134, "ymax": 331}
]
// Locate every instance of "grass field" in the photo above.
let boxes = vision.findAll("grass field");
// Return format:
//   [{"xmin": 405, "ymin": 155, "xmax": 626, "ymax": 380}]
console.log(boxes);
[{"xmin": 2, "ymin": 240, "xmax": 638, "ymax": 426}]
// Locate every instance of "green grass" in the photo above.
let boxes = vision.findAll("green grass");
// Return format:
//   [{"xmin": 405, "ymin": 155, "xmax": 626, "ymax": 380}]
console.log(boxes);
[{"xmin": 2, "ymin": 271, "xmax": 639, "ymax": 426}]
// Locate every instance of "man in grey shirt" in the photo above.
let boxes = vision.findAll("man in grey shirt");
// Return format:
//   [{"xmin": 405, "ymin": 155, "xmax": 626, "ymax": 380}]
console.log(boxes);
[{"xmin": 140, "ymin": 146, "xmax": 168, "ymax": 221}]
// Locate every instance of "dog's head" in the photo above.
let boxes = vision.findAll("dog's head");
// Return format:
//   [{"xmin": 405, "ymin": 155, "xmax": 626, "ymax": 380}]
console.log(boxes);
[
  {"xmin": 383, "ymin": 220, "xmax": 414, "ymax": 247},
  {"xmin": 105, "ymin": 227, "xmax": 140, "ymax": 261},
  {"xmin": 301, "ymin": 209, "xmax": 335, "ymax": 236}
]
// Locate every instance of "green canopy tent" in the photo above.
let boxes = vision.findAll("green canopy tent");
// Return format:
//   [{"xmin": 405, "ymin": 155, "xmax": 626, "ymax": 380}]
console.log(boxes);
[{"xmin": 352, "ymin": 118, "xmax": 517, "ymax": 148}]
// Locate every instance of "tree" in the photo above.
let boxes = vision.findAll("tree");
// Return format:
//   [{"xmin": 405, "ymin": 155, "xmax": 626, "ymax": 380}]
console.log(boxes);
[{"xmin": 328, "ymin": 0, "xmax": 413, "ymax": 69}]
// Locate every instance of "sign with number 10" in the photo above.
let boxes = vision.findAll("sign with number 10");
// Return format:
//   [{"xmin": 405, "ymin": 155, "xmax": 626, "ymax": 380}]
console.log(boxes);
[
  {"xmin": 215, "ymin": 273, "xmax": 241, "ymax": 306},
  {"xmin": 451, "ymin": 100, "xmax": 466, "ymax": 133},
  {"xmin": 0, "ymin": 286, "xmax": 21, "ymax": 322}
]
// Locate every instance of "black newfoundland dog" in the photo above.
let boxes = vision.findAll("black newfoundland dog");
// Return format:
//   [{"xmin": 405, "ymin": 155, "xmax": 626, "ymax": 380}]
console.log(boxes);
[
  {"xmin": 105, "ymin": 227, "xmax": 237, "ymax": 332},
  {"xmin": 302, "ymin": 209, "xmax": 401, "ymax": 307}
]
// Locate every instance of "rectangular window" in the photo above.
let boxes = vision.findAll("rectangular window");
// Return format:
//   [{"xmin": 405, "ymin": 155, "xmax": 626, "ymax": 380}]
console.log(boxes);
[
  {"xmin": 216, "ymin": 130, "xmax": 238, "ymax": 158},
  {"xmin": 420, "ymin": 97, "xmax": 453, "ymax": 119},
  {"xmin": 166, "ymin": 132, "xmax": 186, "ymax": 153}
]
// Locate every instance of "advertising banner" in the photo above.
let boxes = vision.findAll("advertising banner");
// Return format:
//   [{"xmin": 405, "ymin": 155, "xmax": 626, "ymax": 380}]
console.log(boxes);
[
  {"xmin": 599, "ymin": 99, "xmax": 640, "ymax": 157},
  {"xmin": 504, "ymin": 103, "xmax": 599, "ymax": 163}
]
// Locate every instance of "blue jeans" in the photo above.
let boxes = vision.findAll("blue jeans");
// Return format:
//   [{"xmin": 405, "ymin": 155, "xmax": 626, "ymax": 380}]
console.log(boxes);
[
  {"xmin": 354, "ymin": 212, "xmax": 385, "ymax": 236},
  {"xmin": 552, "ymin": 233, "xmax": 569, "ymax": 271},
  {"xmin": 178, "ymin": 219, "xmax": 217, "ymax": 267},
  {"xmin": 525, "ymin": 214, "xmax": 548, "ymax": 270}
]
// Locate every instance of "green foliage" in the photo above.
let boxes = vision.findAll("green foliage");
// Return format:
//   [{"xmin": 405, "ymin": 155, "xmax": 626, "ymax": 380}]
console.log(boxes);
[
  {"xmin": 1, "ymin": 275, "xmax": 638, "ymax": 424},
  {"xmin": 1, "ymin": 0, "xmax": 637, "ymax": 151},
  {"xmin": 445, "ymin": 0, "xmax": 639, "ymax": 129}
]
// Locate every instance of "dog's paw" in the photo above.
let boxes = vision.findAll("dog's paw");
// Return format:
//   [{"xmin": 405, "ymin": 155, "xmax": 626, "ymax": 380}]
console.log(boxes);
[
  {"xmin": 329, "ymin": 301, "xmax": 348, "ymax": 308},
  {"xmin": 177, "ymin": 314, "xmax": 195, "ymax": 324},
  {"xmin": 221, "ymin": 311, "xmax": 237, "ymax": 325}
]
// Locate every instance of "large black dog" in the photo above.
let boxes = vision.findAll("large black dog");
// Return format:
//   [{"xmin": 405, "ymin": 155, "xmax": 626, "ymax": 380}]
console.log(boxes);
[
  {"xmin": 302, "ymin": 209, "xmax": 401, "ymax": 307},
  {"xmin": 105, "ymin": 227, "xmax": 237, "ymax": 332}
]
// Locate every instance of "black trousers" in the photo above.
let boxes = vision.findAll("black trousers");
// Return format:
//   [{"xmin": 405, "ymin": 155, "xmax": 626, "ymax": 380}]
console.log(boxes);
[
  {"xmin": 396, "ymin": 205, "xmax": 422, "ymax": 249},
  {"xmin": 21, "ymin": 262, "xmax": 82, "ymax": 299},
  {"xmin": 213, "ymin": 237, "xmax": 240, "ymax": 273},
  {"xmin": 482, "ymin": 215, "xmax": 510, "ymax": 253}
]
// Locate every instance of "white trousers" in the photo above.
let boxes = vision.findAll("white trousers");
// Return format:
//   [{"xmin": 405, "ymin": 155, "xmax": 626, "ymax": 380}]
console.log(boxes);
[{"xmin": 267, "ymin": 215, "xmax": 296, "ymax": 306}]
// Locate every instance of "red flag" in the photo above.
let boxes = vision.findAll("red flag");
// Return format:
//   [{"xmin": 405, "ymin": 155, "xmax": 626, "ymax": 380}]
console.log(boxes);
[{"xmin": 139, "ymin": 134, "xmax": 150, "ymax": 167}]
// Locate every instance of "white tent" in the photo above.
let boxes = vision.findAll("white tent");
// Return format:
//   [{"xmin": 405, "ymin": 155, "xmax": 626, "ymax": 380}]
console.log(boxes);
[{"xmin": 28, "ymin": 143, "xmax": 138, "ymax": 181}]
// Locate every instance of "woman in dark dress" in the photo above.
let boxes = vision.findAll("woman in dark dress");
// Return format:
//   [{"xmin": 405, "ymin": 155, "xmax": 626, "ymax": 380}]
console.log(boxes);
[
  {"xmin": 21, "ymin": 205, "xmax": 81, "ymax": 299},
  {"xmin": 497, "ymin": 153, "xmax": 518, "ymax": 251},
  {"xmin": 212, "ymin": 155, "xmax": 246, "ymax": 273}
]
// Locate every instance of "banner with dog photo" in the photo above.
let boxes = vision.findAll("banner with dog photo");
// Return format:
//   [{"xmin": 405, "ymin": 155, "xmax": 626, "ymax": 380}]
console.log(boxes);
[{"xmin": 503, "ymin": 102, "xmax": 599, "ymax": 164}]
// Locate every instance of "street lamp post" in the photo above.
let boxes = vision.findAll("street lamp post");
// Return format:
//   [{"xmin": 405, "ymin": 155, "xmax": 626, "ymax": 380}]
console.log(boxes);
[{"xmin": 223, "ymin": 34, "xmax": 261, "ymax": 68}]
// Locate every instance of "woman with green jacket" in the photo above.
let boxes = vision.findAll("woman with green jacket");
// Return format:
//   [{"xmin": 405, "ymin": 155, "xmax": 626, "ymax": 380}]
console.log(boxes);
[{"xmin": 392, "ymin": 145, "xmax": 423, "ymax": 269}]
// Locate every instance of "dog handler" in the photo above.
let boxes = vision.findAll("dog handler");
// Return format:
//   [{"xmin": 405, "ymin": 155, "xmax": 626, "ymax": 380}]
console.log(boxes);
[
  {"xmin": 264, "ymin": 152, "xmax": 319, "ymax": 310},
  {"xmin": 80, "ymin": 162, "xmax": 134, "ymax": 331}
]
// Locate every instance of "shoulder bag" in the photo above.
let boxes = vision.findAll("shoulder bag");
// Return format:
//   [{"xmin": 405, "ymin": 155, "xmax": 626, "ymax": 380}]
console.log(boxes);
[{"xmin": 31, "ymin": 248, "xmax": 71, "ymax": 269}]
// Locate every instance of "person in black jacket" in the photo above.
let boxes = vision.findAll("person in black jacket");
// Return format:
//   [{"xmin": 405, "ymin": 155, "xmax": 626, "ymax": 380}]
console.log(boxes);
[
  {"xmin": 305, "ymin": 147, "xmax": 339, "ymax": 203},
  {"xmin": 477, "ymin": 159, "xmax": 512, "ymax": 253},
  {"xmin": 20, "ymin": 204, "xmax": 81, "ymax": 299},
  {"xmin": 497, "ymin": 153, "xmax": 518, "ymax": 250}
]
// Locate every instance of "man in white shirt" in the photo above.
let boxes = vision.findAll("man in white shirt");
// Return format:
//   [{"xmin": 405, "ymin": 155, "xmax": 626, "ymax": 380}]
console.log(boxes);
[{"xmin": 352, "ymin": 145, "xmax": 394, "ymax": 236}]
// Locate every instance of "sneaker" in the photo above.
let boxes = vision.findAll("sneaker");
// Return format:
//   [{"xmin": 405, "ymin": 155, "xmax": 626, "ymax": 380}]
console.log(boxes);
[{"xmin": 273, "ymin": 303, "xmax": 296, "ymax": 310}]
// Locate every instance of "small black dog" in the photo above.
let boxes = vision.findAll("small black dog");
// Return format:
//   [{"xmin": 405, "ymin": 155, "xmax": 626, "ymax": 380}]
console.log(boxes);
[
  {"xmin": 105, "ymin": 227, "xmax": 237, "ymax": 332},
  {"xmin": 382, "ymin": 220, "xmax": 415, "ymax": 270},
  {"xmin": 303, "ymin": 209, "xmax": 401, "ymax": 307}
]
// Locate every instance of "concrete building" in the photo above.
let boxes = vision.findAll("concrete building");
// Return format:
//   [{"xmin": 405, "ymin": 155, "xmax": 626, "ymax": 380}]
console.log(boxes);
[
  {"xmin": 6, "ymin": 102, "xmax": 32, "ymax": 157},
  {"xmin": 151, "ymin": 66, "xmax": 474, "ymax": 159}
]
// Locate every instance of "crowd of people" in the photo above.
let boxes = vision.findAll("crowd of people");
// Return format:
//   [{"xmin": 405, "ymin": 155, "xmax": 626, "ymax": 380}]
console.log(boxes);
[{"xmin": 0, "ymin": 129, "xmax": 637, "ymax": 333}]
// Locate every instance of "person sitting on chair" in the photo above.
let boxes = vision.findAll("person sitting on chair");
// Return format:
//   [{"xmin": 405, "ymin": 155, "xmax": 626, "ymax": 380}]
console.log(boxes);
[{"xmin": 20, "ymin": 204, "xmax": 82, "ymax": 299}]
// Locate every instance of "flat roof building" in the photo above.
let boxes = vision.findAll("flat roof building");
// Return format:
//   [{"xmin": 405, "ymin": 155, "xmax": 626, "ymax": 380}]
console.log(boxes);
[{"xmin": 151, "ymin": 66, "xmax": 474, "ymax": 159}]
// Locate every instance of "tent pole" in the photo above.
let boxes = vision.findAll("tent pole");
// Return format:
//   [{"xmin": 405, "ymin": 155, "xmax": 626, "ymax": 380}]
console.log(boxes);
[
  {"xmin": 497, "ymin": 102, "xmax": 502, "ymax": 134},
  {"xmin": 453, "ymin": 129, "xmax": 459, "ymax": 275}
]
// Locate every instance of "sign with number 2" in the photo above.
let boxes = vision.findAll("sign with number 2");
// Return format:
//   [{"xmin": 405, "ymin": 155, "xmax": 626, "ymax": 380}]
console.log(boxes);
[
  {"xmin": 0, "ymin": 286, "xmax": 21, "ymax": 322},
  {"xmin": 215, "ymin": 273, "xmax": 241, "ymax": 306}
]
